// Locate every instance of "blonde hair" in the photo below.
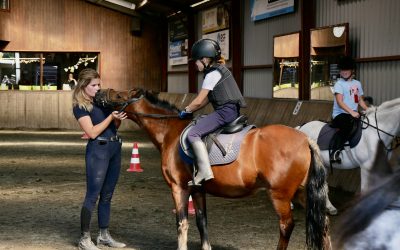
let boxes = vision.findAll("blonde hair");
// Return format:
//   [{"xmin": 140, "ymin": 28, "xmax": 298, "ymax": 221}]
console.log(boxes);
[
  {"xmin": 72, "ymin": 68, "xmax": 100, "ymax": 112},
  {"xmin": 205, "ymin": 56, "xmax": 226, "ymax": 66},
  {"xmin": 217, "ymin": 56, "xmax": 226, "ymax": 65}
]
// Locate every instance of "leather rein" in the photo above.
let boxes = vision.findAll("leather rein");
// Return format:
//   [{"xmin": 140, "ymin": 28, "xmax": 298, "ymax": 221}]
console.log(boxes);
[{"xmin": 360, "ymin": 108, "xmax": 400, "ymax": 152}]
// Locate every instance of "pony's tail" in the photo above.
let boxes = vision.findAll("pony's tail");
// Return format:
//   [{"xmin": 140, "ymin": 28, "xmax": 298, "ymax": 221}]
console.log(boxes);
[{"xmin": 306, "ymin": 138, "xmax": 331, "ymax": 250}]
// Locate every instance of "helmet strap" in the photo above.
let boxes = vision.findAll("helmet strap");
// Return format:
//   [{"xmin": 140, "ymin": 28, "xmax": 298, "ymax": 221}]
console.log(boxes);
[{"xmin": 200, "ymin": 60, "xmax": 207, "ymax": 69}]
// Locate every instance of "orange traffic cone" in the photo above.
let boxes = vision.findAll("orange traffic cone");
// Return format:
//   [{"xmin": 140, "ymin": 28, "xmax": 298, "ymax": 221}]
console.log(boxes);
[
  {"xmin": 172, "ymin": 195, "xmax": 195, "ymax": 215},
  {"xmin": 188, "ymin": 195, "xmax": 195, "ymax": 215},
  {"xmin": 81, "ymin": 132, "xmax": 90, "ymax": 139},
  {"xmin": 127, "ymin": 142, "xmax": 143, "ymax": 172}
]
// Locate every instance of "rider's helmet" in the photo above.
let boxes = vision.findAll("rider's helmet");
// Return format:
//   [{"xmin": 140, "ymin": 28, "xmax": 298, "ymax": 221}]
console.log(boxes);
[
  {"xmin": 338, "ymin": 55, "xmax": 356, "ymax": 70},
  {"xmin": 190, "ymin": 39, "xmax": 221, "ymax": 61}
]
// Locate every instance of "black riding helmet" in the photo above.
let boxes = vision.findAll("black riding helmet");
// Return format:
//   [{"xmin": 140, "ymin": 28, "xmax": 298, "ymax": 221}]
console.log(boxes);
[
  {"xmin": 190, "ymin": 39, "xmax": 221, "ymax": 61},
  {"xmin": 338, "ymin": 55, "xmax": 356, "ymax": 70}
]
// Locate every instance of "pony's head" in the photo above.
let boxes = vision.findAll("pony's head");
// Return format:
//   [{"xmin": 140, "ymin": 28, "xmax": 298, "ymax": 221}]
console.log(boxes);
[
  {"xmin": 94, "ymin": 88, "xmax": 181, "ymax": 124},
  {"xmin": 94, "ymin": 88, "xmax": 145, "ymax": 110}
]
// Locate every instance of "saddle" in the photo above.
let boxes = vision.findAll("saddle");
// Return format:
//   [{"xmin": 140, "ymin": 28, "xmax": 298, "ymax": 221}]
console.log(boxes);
[
  {"xmin": 316, "ymin": 119, "xmax": 362, "ymax": 151},
  {"xmin": 179, "ymin": 115, "xmax": 256, "ymax": 166}
]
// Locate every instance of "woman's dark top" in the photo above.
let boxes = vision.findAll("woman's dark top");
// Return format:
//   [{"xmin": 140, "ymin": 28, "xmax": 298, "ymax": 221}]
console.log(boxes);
[{"xmin": 73, "ymin": 104, "xmax": 117, "ymax": 138}]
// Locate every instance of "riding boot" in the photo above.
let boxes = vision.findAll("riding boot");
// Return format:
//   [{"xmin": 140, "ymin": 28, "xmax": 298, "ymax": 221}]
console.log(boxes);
[
  {"xmin": 97, "ymin": 228, "xmax": 126, "ymax": 248},
  {"xmin": 78, "ymin": 232, "xmax": 100, "ymax": 250},
  {"xmin": 188, "ymin": 140, "xmax": 214, "ymax": 186}
]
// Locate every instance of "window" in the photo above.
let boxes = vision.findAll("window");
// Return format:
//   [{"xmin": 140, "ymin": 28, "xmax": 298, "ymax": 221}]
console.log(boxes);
[
  {"xmin": 0, "ymin": 0, "xmax": 9, "ymax": 11},
  {"xmin": 273, "ymin": 32, "xmax": 300, "ymax": 99},
  {"xmin": 0, "ymin": 52, "xmax": 99, "ymax": 91},
  {"xmin": 310, "ymin": 23, "xmax": 349, "ymax": 100}
]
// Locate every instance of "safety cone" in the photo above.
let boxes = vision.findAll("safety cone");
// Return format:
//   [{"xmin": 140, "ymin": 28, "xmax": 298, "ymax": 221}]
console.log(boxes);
[
  {"xmin": 172, "ymin": 195, "xmax": 195, "ymax": 215},
  {"xmin": 127, "ymin": 142, "xmax": 143, "ymax": 172},
  {"xmin": 188, "ymin": 195, "xmax": 195, "ymax": 215},
  {"xmin": 81, "ymin": 132, "xmax": 89, "ymax": 139}
]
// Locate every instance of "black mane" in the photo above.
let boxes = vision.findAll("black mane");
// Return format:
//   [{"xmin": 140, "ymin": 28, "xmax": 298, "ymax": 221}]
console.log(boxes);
[{"xmin": 144, "ymin": 90, "xmax": 181, "ymax": 112}]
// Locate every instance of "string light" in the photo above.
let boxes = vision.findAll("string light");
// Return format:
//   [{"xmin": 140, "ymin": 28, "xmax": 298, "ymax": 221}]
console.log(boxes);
[
  {"xmin": 64, "ymin": 55, "xmax": 97, "ymax": 72},
  {"xmin": 0, "ymin": 58, "xmax": 44, "ymax": 64}
]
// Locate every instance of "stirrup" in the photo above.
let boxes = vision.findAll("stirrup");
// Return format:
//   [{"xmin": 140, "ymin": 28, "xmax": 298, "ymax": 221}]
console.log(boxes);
[
  {"xmin": 330, "ymin": 150, "xmax": 342, "ymax": 163},
  {"xmin": 188, "ymin": 180, "xmax": 202, "ymax": 187},
  {"xmin": 188, "ymin": 177, "xmax": 205, "ymax": 187}
]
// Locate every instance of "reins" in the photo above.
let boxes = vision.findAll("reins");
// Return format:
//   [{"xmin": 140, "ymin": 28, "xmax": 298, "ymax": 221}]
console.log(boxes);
[
  {"xmin": 123, "ymin": 111, "xmax": 179, "ymax": 119},
  {"xmin": 360, "ymin": 108, "xmax": 400, "ymax": 152}
]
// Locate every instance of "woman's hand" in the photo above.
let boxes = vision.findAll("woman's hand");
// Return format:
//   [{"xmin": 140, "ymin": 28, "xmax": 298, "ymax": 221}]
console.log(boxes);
[{"xmin": 112, "ymin": 111, "xmax": 127, "ymax": 120}]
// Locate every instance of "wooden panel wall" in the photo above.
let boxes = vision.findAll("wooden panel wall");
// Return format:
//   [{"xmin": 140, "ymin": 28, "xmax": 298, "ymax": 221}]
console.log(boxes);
[
  {"xmin": 0, "ymin": 91, "xmax": 139, "ymax": 130},
  {"xmin": 0, "ymin": 0, "xmax": 162, "ymax": 91},
  {"xmin": 0, "ymin": 90, "xmax": 371, "ymax": 192}
]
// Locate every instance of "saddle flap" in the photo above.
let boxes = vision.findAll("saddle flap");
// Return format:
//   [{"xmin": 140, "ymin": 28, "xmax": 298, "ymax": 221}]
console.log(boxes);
[
  {"xmin": 317, "ymin": 120, "xmax": 362, "ymax": 151},
  {"xmin": 179, "ymin": 121, "xmax": 255, "ymax": 166}
]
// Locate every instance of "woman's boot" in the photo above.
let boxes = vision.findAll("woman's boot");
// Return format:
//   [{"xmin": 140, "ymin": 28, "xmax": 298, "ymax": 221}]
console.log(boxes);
[
  {"xmin": 188, "ymin": 140, "xmax": 214, "ymax": 186},
  {"xmin": 78, "ymin": 232, "xmax": 100, "ymax": 250},
  {"xmin": 97, "ymin": 228, "xmax": 126, "ymax": 248}
]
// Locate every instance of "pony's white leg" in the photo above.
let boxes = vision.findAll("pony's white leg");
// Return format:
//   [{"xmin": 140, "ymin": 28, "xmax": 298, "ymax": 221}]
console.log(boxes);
[
  {"xmin": 360, "ymin": 167, "xmax": 369, "ymax": 192},
  {"xmin": 325, "ymin": 185, "xmax": 338, "ymax": 215},
  {"xmin": 177, "ymin": 219, "xmax": 189, "ymax": 250},
  {"xmin": 326, "ymin": 196, "xmax": 338, "ymax": 216}
]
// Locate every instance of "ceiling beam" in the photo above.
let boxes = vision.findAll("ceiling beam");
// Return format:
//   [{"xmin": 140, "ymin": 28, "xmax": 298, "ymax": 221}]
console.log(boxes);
[{"xmin": 149, "ymin": 0, "xmax": 193, "ymax": 14}]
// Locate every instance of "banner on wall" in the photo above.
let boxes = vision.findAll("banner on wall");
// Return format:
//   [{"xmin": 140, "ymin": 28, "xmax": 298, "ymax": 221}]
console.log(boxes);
[
  {"xmin": 169, "ymin": 17, "xmax": 188, "ymax": 42},
  {"xmin": 202, "ymin": 29, "xmax": 229, "ymax": 60},
  {"xmin": 250, "ymin": 0, "xmax": 295, "ymax": 21},
  {"xmin": 202, "ymin": 6, "xmax": 229, "ymax": 34},
  {"xmin": 169, "ymin": 39, "xmax": 188, "ymax": 66}
]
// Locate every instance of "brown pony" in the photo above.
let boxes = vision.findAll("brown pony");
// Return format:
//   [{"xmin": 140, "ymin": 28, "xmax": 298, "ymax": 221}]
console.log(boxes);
[{"xmin": 95, "ymin": 88, "xmax": 331, "ymax": 250}]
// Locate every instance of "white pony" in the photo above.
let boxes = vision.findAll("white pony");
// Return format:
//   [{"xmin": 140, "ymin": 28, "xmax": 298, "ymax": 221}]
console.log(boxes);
[
  {"xmin": 297, "ymin": 97, "xmax": 400, "ymax": 215},
  {"xmin": 333, "ymin": 141, "xmax": 400, "ymax": 249}
]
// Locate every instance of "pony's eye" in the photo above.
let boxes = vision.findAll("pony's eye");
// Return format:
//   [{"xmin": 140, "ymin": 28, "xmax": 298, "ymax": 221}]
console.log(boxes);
[{"xmin": 116, "ymin": 94, "xmax": 122, "ymax": 99}]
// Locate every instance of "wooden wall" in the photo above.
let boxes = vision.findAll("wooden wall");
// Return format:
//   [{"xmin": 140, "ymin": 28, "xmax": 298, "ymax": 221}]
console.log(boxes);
[
  {"xmin": 0, "ymin": 90, "xmax": 138, "ymax": 130},
  {"xmin": 0, "ymin": 0, "xmax": 162, "ymax": 91},
  {"xmin": 0, "ymin": 90, "xmax": 377, "ymax": 192}
]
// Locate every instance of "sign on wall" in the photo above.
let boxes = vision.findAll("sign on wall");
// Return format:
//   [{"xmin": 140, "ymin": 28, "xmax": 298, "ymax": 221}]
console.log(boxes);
[
  {"xmin": 250, "ymin": 0, "xmax": 295, "ymax": 21},
  {"xmin": 202, "ymin": 29, "xmax": 229, "ymax": 60},
  {"xmin": 202, "ymin": 6, "xmax": 229, "ymax": 34},
  {"xmin": 169, "ymin": 39, "xmax": 188, "ymax": 66},
  {"xmin": 169, "ymin": 17, "xmax": 188, "ymax": 42}
]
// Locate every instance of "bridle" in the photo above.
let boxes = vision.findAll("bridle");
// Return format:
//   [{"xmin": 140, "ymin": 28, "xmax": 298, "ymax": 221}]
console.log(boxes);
[
  {"xmin": 98, "ymin": 89, "xmax": 179, "ymax": 119},
  {"xmin": 360, "ymin": 108, "xmax": 400, "ymax": 152}
]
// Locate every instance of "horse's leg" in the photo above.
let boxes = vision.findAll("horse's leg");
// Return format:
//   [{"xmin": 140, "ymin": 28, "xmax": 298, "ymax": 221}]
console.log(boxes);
[
  {"xmin": 294, "ymin": 185, "xmax": 337, "ymax": 215},
  {"xmin": 192, "ymin": 190, "xmax": 211, "ymax": 250},
  {"xmin": 172, "ymin": 187, "xmax": 190, "ymax": 250},
  {"xmin": 270, "ymin": 195, "xmax": 294, "ymax": 250},
  {"xmin": 325, "ymin": 186, "xmax": 338, "ymax": 215}
]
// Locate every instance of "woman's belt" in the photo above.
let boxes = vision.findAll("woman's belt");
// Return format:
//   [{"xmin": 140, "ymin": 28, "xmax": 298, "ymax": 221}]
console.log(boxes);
[{"xmin": 94, "ymin": 135, "xmax": 121, "ymax": 142}]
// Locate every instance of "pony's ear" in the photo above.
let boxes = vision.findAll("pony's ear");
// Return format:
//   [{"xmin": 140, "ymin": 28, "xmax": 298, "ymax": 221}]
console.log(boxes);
[
  {"xmin": 368, "ymin": 141, "xmax": 393, "ymax": 188},
  {"xmin": 128, "ymin": 88, "xmax": 144, "ymax": 98},
  {"xmin": 147, "ymin": 89, "xmax": 160, "ymax": 96}
]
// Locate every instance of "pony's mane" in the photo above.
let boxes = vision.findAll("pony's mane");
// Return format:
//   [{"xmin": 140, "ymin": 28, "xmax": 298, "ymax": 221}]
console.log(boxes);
[
  {"xmin": 333, "ymin": 141, "xmax": 400, "ymax": 249},
  {"xmin": 144, "ymin": 90, "xmax": 180, "ymax": 112},
  {"xmin": 334, "ymin": 169, "xmax": 400, "ymax": 248},
  {"xmin": 365, "ymin": 97, "xmax": 400, "ymax": 115}
]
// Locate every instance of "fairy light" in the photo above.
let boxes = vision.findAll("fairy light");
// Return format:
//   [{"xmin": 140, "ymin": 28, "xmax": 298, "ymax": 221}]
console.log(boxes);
[{"xmin": 64, "ymin": 55, "xmax": 97, "ymax": 72}]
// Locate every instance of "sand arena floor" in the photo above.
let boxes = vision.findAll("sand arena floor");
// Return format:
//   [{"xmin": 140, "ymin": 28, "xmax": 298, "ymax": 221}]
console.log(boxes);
[{"xmin": 0, "ymin": 129, "xmax": 352, "ymax": 250}]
